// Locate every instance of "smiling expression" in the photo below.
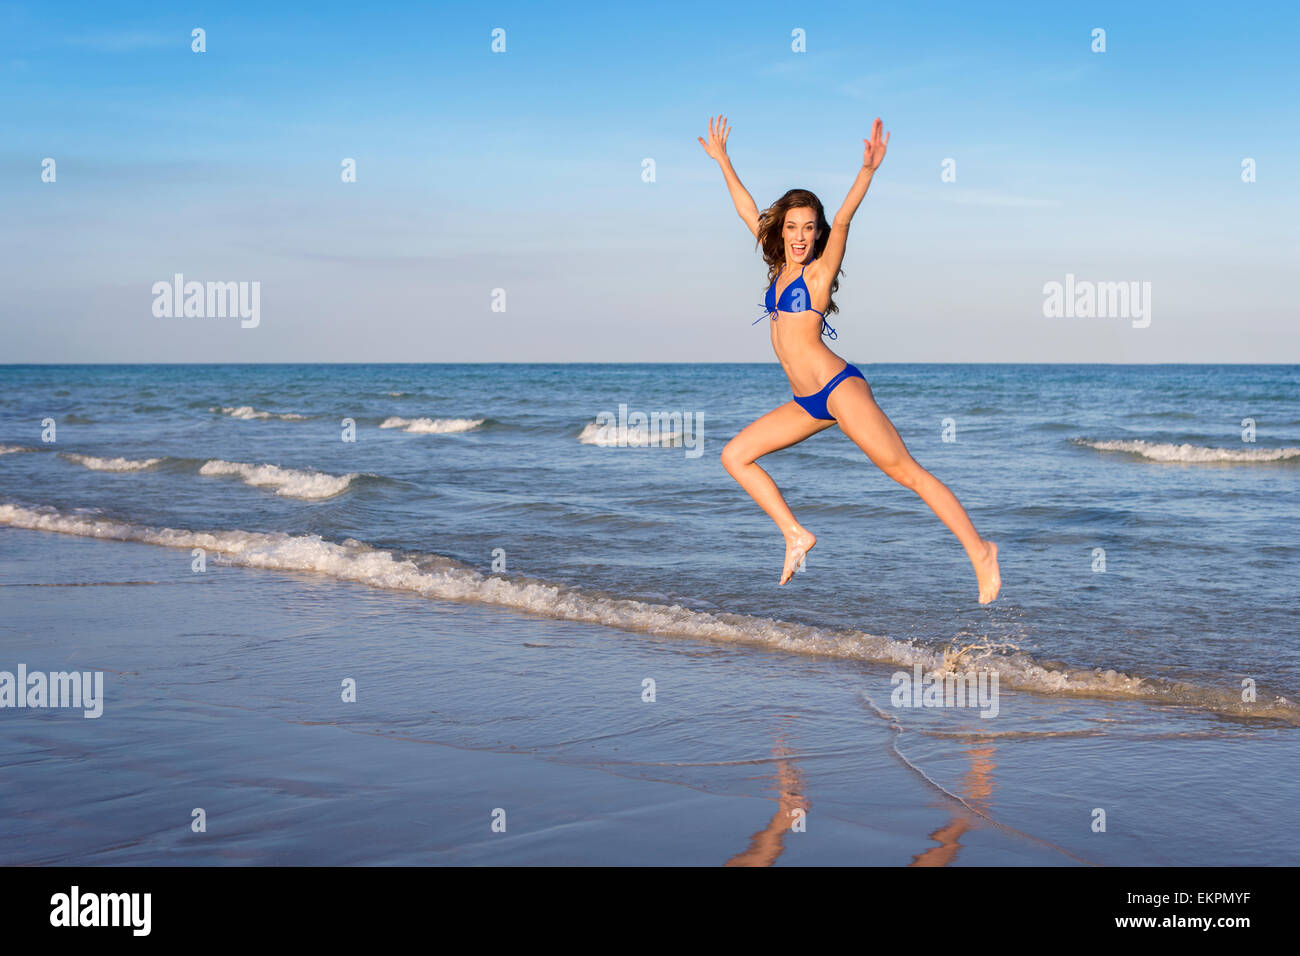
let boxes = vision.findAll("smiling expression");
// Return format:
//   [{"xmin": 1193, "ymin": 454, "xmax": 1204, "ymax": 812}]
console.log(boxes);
[{"xmin": 783, "ymin": 207, "xmax": 819, "ymax": 265}]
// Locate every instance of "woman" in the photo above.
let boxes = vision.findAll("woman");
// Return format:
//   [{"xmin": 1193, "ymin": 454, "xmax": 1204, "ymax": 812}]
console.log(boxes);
[{"xmin": 699, "ymin": 115, "xmax": 1001, "ymax": 602}]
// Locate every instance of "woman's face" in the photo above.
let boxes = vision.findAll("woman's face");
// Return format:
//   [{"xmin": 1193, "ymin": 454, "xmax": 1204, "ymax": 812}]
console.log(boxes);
[{"xmin": 783, "ymin": 207, "xmax": 818, "ymax": 264}]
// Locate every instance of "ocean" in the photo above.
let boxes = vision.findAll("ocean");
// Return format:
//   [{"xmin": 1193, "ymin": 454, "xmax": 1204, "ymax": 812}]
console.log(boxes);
[{"xmin": 1, "ymin": 362, "xmax": 1297, "ymax": 865}]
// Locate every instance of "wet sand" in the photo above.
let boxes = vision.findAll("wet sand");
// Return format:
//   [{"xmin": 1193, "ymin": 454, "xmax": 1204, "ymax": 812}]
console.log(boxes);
[{"xmin": 0, "ymin": 527, "xmax": 1074, "ymax": 866}]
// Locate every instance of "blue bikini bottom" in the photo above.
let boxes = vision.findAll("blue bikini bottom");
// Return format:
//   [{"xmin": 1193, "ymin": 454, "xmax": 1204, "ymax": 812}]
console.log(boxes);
[{"xmin": 793, "ymin": 362, "xmax": 865, "ymax": 421}]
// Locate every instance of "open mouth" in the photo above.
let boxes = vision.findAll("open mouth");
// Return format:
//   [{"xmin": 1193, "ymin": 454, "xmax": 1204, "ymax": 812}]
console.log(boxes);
[{"xmin": 792, "ymin": 244, "xmax": 806, "ymax": 254}]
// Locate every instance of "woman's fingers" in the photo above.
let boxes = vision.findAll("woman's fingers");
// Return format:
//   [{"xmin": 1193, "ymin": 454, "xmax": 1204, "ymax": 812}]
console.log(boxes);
[
  {"xmin": 865, "ymin": 118, "xmax": 888, "ymax": 155},
  {"xmin": 704, "ymin": 114, "xmax": 730, "ymax": 149},
  {"xmin": 860, "ymin": 119, "xmax": 888, "ymax": 168},
  {"xmin": 701, "ymin": 115, "xmax": 727, "ymax": 155},
  {"xmin": 703, "ymin": 113, "xmax": 733, "ymax": 152}
]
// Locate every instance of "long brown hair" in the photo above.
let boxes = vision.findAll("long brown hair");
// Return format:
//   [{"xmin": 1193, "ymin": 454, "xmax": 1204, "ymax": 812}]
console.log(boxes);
[{"xmin": 755, "ymin": 188, "xmax": 840, "ymax": 316}]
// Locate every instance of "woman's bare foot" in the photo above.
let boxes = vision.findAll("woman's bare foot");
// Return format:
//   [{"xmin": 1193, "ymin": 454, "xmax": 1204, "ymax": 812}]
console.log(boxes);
[
  {"xmin": 780, "ymin": 529, "xmax": 816, "ymax": 585},
  {"xmin": 973, "ymin": 539, "xmax": 1001, "ymax": 604}
]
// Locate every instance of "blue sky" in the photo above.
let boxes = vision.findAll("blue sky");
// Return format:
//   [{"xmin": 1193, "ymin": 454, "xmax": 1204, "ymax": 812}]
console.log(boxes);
[{"xmin": 2, "ymin": 0, "xmax": 1297, "ymax": 362}]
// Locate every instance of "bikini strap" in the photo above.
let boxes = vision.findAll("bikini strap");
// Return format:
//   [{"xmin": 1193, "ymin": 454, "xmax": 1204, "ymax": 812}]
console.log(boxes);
[{"xmin": 802, "ymin": 261, "xmax": 825, "ymax": 321}]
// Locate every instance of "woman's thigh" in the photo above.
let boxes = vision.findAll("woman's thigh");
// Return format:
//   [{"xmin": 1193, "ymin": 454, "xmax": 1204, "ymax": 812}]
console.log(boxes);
[
  {"xmin": 825, "ymin": 377, "xmax": 916, "ymax": 477},
  {"xmin": 722, "ymin": 400, "xmax": 836, "ymax": 467}
]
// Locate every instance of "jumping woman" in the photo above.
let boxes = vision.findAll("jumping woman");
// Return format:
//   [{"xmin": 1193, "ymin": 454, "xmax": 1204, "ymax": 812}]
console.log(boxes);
[{"xmin": 699, "ymin": 115, "xmax": 1001, "ymax": 603}]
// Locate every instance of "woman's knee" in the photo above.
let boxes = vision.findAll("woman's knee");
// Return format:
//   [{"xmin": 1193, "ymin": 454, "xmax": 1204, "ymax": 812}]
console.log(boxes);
[
  {"xmin": 882, "ymin": 456, "xmax": 923, "ymax": 490},
  {"xmin": 720, "ymin": 440, "xmax": 749, "ymax": 474}
]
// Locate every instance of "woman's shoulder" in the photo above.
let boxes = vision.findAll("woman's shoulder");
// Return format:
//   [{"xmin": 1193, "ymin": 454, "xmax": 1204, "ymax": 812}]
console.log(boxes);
[{"xmin": 805, "ymin": 257, "xmax": 831, "ymax": 284}]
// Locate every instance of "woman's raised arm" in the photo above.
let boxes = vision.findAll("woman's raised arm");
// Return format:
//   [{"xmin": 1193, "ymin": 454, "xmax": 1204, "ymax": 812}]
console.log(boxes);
[
  {"xmin": 698, "ymin": 114, "xmax": 760, "ymax": 238},
  {"xmin": 816, "ymin": 117, "xmax": 890, "ymax": 281},
  {"xmin": 833, "ymin": 117, "xmax": 889, "ymax": 225}
]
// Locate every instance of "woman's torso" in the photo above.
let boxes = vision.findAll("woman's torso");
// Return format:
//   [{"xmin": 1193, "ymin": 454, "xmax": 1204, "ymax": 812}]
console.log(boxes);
[{"xmin": 767, "ymin": 263, "xmax": 845, "ymax": 395}]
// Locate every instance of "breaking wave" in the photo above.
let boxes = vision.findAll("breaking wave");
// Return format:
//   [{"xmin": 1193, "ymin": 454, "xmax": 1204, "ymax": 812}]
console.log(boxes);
[
  {"xmin": 577, "ymin": 421, "xmax": 684, "ymax": 447},
  {"xmin": 197, "ymin": 460, "xmax": 358, "ymax": 499},
  {"xmin": 61, "ymin": 453, "xmax": 163, "ymax": 472},
  {"xmin": 211, "ymin": 405, "xmax": 309, "ymax": 421},
  {"xmin": 1, "ymin": 501, "xmax": 1295, "ymax": 725},
  {"xmin": 1072, "ymin": 438, "xmax": 1300, "ymax": 463},
  {"xmin": 379, "ymin": 416, "xmax": 484, "ymax": 434}
]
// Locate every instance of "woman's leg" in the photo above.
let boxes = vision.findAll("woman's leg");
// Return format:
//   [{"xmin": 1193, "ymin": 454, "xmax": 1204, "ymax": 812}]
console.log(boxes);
[
  {"xmin": 827, "ymin": 377, "xmax": 1001, "ymax": 603},
  {"xmin": 721, "ymin": 401, "xmax": 836, "ymax": 584}
]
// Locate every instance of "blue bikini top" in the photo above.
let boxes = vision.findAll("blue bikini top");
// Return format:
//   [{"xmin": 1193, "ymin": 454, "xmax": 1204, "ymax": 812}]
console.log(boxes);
[{"xmin": 754, "ymin": 259, "xmax": 837, "ymax": 339}]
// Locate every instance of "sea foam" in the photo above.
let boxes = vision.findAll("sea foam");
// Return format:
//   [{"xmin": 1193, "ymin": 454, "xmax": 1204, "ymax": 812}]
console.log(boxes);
[
  {"xmin": 379, "ymin": 416, "xmax": 484, "ymax": 434},
  {"xmin": 1072, "ymin": 438, "xmax": 1300, "ymax": 463},
  {"xmin": 1, "ymin": 501, "xmax": 1295, "ymax": 725},
  {"xmin": 198, "ymin": 460, "xmax": 357, "ymax": 499},
  {"xmin": 211, "ymin": 406, "xmax": 308, "ymax": 421},
  {"xmin": 61, "ymin": 453, "xmax": 163, "ymax": 472},
  {"xmin": 577, "ymin": 421, "xmax": 683, "ymax": 447}
]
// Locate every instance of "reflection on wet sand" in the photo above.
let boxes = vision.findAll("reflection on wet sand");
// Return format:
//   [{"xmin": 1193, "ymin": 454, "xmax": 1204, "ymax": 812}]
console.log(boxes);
[
  {"xmin": 909, "ymin": 746, "xmax": 995, "ymax": 867},
  {"xmin": 724, "ymin": 737, "xmax": 806, "ymax": 867}
]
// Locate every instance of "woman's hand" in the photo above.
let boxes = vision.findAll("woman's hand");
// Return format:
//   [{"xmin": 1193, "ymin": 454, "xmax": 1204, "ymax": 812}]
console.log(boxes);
[
  {"xmin": 698, "ymin": 114, "xmax": 732, "ymax": 163},
  {"xmin": 862, "ymin": 116, "xmax": 889, "ymax": 171}
]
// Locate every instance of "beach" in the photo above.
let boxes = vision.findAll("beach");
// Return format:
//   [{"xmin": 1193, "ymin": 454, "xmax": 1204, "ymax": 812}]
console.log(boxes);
[{"xmin": 1, "ymin": 527, "xmax": 1072, "ymax": 866}]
